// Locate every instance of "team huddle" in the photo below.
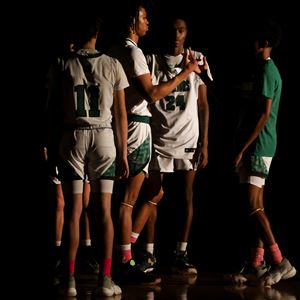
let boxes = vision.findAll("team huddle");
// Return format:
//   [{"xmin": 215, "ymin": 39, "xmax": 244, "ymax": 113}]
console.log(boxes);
[{"xmin": 44, "ymin": 1, "xmax": 296, "ymax": 297}]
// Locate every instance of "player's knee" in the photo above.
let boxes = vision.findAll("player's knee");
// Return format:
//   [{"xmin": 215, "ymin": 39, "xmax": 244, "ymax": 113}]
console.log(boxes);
[
  {"xmin": 82, "ymin": 206, "xmax": 89, "ymax": 213},
  {"xmin": 249, "ymin": 207, "xmax": 264, "ymax": 217},
  {"xmin": 56, "ymin": 199, "xmax": 65, "ymax": 211},
  {"xmin": 158, "ymin": 188, "xmax": 164, "ymax": 199}
]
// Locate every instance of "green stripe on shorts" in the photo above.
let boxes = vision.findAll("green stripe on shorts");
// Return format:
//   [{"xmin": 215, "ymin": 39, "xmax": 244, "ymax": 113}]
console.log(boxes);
[
  {"xmin": 128, "ymin": 137, "xmax": 151, "ymax": 176},
  {"xmin": 128, "ymin": 114, "xmax": 151, "ymax": 124},
  {"xmin": 102, "ymin": 161, "xmax": 116, "ymax": 178}
]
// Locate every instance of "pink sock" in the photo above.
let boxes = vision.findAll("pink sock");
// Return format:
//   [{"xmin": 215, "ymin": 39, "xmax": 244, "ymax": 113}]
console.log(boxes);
[
  {"xmin": 69, "ymin": 260, "xmax": 75, "ymax": 274},
  {"xmin": 122, "ymin": 249, "xmax": 132, "ymax": 263},
  {"xmin": 130, "ymin": 236, "xmax": 137, "ymax": 243},
  {"xmin": 102, "ymin": 258, "xmax": 112, "ymax": 277},
  {"xmin": 268, "ymin": 243, "xmax": 283, "ymax": 264},
  {"xmin": 130, "ymin": 232, "xmax": 139, "ymax": 244},
  {"xmin": 250, "ymin": 247, "xmax": 264, "ymax": 267}
]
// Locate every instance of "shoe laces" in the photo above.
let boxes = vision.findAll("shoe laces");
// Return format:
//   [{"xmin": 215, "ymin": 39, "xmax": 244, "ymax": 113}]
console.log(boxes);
[{"xmin": 175, "ymin": 251, "xmax": 193, "ymax": 266}]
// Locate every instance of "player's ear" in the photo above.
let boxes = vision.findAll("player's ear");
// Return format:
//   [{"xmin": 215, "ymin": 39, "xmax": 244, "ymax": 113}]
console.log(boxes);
[{"xmin": 129, "ymin": 16, "xmax": 136, "ymax": 33}]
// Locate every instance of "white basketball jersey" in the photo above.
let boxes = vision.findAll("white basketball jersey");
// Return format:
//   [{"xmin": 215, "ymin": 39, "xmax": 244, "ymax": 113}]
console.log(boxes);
[
  {"xmin": 60, "ymin": 49, "xmax": 129, "ymax": 128},
  {"xmin": 147, "ymin": 50, "xmax": 212, "ymax": 159},
  {"xmin": 109, "ymin": 39, "xmax": 152, "ymax": 117}
]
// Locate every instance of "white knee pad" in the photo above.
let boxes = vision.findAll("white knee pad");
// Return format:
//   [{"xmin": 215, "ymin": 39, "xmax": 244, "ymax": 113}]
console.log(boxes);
[
  {"xmin": 91, "ymin": 179, "xmax": 114, "ymax": 194},
  {"xmin": 72, "ymin": 180, "xmax": 84, "ymax": 194}
]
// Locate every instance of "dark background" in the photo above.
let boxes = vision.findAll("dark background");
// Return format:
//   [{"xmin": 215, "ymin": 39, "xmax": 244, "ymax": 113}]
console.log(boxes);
[{"xmin": 16, "ymin": 0, "xmax": 298, "ymax": 293}]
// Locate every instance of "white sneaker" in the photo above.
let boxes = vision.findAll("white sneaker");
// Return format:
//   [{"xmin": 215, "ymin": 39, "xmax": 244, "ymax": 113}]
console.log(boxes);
[
  {"xmin": 94, "ymin": 275, "xmax": 122, "ymax": 297},
  {"xmin": 263, "ymin": 258, "xmax": 297, "ymax": 286},
  {"xmin": 230, "ymin": 261, "xmax": 269, "ymax": 284},
  {"xmin": 59, "ymin": 274, "xmax": 77, "ymax": 297}
]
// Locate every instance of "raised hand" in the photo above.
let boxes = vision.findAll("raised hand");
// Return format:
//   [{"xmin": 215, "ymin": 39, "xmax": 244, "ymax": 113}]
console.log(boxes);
[
  {"xmin": 185, "ymin": 47, "xmax": 201, "ymax": 74},
  {"xmin": 198, "ymin": 55, "xmax": 208, "ymax": 73}
]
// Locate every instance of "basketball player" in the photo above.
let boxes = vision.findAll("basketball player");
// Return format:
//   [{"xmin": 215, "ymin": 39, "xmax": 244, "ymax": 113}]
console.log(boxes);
[
  {"xmin": 108, "ymin": 0, "xmax": 201, "ymax": 285},
  {"xmin": 131, "ymin": 14, "xmax": 212, "ymax": 275},
  {"xmin": 46, "ymin": 14, "xmax": 129, "ymax": 297},
  {"xmin": 230, "ymin": 17, "xmax": 297, "ymax": 287}
]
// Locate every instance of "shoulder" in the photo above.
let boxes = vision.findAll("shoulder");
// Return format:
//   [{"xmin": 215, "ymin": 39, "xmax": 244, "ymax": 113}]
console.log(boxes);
[
  {"xmin": 264, "ymin": 59, "xmax": 281, "ymax": 77},
  {"xmin": 102, "ymin": 53, "xmax": 118, "ymax": 63},
  {"xmin": 51, "ymin": 56, "xmax": 68, "ymax": 71},
  {"xmin": 47, "ymin": 55, "xmax": 69, "ymax": 81},
  {"xmin": 101, "ymin": 54, "xmax": 126, "ymax": 73},
  {"xmin": 129, "ymin": 45, "xmax": 145, "ymax": 59}
]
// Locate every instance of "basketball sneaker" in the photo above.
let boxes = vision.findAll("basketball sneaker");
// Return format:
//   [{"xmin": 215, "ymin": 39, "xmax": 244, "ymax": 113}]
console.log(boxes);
[
  {"xmin": 171, "ymin": 251, "xmax": 197, "ymax": 275},
  {"xmin": 137, "ymin": 250, "xmax": 157, "ymax": 273},
  {"xmin": 94, "ymin": 274, "xmax": 122, "ymax": 297},
  {"xmin": 263, "ymin": 258, "xmax": 297, "ymax": 286},
  {"xmin": 229, "ymin": 261, "xmax": 269, "ymax": 285},
  {"xmin": 59, "ymin": 274, "xmax": 77, "ymax": 297},
  {"xmin": 114, "ymin": 259, "xmax": 161, "ymax": 285}
]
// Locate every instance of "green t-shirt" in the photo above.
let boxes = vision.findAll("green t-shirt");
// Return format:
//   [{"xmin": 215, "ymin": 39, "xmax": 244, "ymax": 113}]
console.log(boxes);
[{"xmin": 254, "ymin": 58, "xmax": 282, "ymax": 156}]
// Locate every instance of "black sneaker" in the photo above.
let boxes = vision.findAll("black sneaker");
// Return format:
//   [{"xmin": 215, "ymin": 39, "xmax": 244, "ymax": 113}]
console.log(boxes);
[
  {"xmin": 137, "ymin": 251, "xmax": 157, "ymax": 273},
  {"xmin": 52, "ymin": 247, "xmax": 63, "ymax": 286},
  {"xmin": 114, "ymin": 259, "xmax": 161, "ymax": 285},
  {"xmin": 82, "ymin": 254, "xmax": 100, "ymax": 274},
  {"xmin": 171, "ymin": 251, "xmax": 197, "ymax": 275},
  {"xmin": 78, "ymin": 246, "xmax": 100, "ymax": 274}
]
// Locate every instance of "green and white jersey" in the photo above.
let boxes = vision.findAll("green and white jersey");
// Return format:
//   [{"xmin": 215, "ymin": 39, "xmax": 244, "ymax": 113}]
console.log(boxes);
[
  {"xmin": 108, "ymin": 39, "xmax": 153, "ymax": 175},
  {"xmin": 109, "ymin": 39, "xmax": 152, "ymax": 117},
  {"xmin": 125, "ymin": 38, "xmax": 151, "ymax": 117},
  {"xmin": 147, "ymin": 50, "xmax": 212, "ymax": 159},
  {"xmin": 60, "ymin": 49, "xmax": 129, "ymax": 128}
]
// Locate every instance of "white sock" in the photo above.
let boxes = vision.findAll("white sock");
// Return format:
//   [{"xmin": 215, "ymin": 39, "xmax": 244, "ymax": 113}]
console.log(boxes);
[
  {"xmin": 82, "ymin": 239, "xmax": 92, "ymax": 246},
  {"xmin": 176, "ymin": 242, "xmax": 188, "ymax": 253},
  {"xmin": 144, "ymin": 243, "xmax": 154, "ymax": 254}
]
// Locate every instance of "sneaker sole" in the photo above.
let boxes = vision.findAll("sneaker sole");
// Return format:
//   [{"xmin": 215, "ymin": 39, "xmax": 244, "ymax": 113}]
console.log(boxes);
[
  {"xmin": 229, "ymin": 269, "xmax": 268, "ymax": 285},
  {"xmin": 141, "ymin": 277, "xmax": 162, "ymax": 285},
  {"xmin": 282, "ymin": 266, "xmax": 297, "ymax": 280},
  {"xmin": 231, "ymin": 274, "xmax": 248, "ymax": 284},
  {"xmin": 68, "ymin": 287, "xmax": 77, "ymax": 297},
  {"xmin": 94, "ymin": 288, "xmax": 115, "ymax": 297},
  {"xmin": 170, "ymin": 274, "xmax": 198, "ymax": 285},
  {"xmin": 171, "ymin": 267, "xmax": 198, "ymax": 276},
  {"xmin": 58, "ymin": 284, "xmax": 77, "ymax": 297},
  {"xmin": 143, "ymin": 267, "xmax": 155, "ymax": 273},
  {"xmin": 264, "ymin": 267, "xmax": 297, "ymax": 286}
]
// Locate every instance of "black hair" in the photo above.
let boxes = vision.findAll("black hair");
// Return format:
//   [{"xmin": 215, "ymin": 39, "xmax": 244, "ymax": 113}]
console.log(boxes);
[
  {"xmin": 253, "ymin": 17, "xmax": 282, "ymax": 48},
  {"xmin": 72, "ymin": 14, "xmax": 103, "ymax": 49},
  {"xmin": 117, "ymin": 0, "xmax": 153, "ymax": 37},
  {"xmin": 158, "ymin": 11, "xmax": 191, "ymax": 52}
]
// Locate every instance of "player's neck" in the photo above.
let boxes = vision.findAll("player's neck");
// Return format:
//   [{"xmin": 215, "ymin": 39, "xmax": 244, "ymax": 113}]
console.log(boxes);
[
  {"xmin": 82, "ymin": 38, "xmax": 97, "ymax": 50},
  {"xmin": 262, "ymin": 47, "xmax": 272, "ymax": 60},
  {"xmin": 173, "ymin": 46, "xmax": 184, "ymax": 56},
  {"xmin": 128, "ymin": 32, "xmax": 139, "ymax": 45}
]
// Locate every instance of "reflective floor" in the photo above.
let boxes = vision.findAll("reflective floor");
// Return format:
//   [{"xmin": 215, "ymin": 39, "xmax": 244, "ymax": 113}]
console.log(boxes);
[{"xmin": 51, "ymin": 271, "xmax": 300, "ymax": 300}]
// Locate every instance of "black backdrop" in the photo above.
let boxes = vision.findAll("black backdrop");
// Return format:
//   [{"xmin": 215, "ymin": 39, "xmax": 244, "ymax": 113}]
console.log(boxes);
[{"xmin": 18, "ymin": 0, "xmax": 299, "ymax": 293}]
